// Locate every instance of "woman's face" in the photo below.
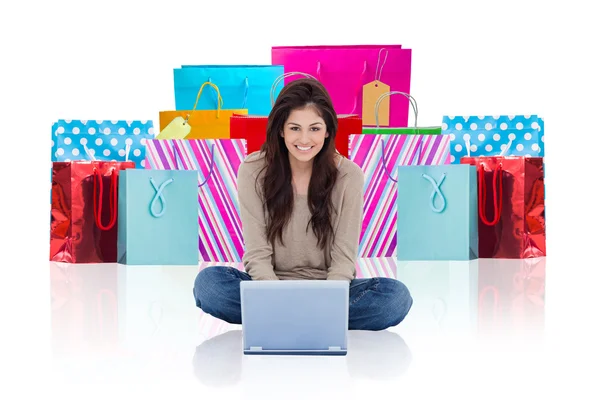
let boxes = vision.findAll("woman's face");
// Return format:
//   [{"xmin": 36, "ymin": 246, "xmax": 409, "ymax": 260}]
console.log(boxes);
[{"xmin": 281, "ymin": 106, "xmax": 329, "ymax": 165}]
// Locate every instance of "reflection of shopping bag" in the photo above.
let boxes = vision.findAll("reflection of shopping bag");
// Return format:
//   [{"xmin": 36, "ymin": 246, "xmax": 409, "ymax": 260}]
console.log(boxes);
[
  {"xmin": 396, "ymin": 164, "xmax": 478, "ymax": 260},
  {"xmin": 349, "ymin": 133, "xmax": 450, "ymax": 257},
  {"xmin": 272, "ymin": 45, "xmax": 412, "ymax": 126},
  {"xmin": 118, "ymin": 168, "xmax": 199, "ymax": 265},
  {"xmin": 50, "ymin": 161, "xmax": 134, "ymax": 263},
  {"xmin": 119, "ymin": 266, "xmax": 203, "ymax": 353},
  {"xmin": 461, "ymin": 156, "xmax": 546, "ymax": 258},
  {"xmin": 173, "ymin": 65, "xmax": 284, "ymax": 116},
  {"xmin": 144, "ymin": 138, "xmax": 247, "ymax": 262},
  {"xmin": 395, "ymin": 260, "xmax": 479, "ymax": 335},
  {"xmin": 355, "ymin": 258, "xmax": 397, "ymax": 279},
  {"xmin": 50, "ymin": 262, "xmax": 119, "ymax": 356},
  {"xmin": 477, "ymin": 258, "xmax": 545, "ymax": 335}
]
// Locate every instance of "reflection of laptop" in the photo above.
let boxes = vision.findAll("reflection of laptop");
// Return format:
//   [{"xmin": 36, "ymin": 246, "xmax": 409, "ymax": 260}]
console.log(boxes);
[{"xmin": 240, "ymin": 280, "xmax": 349, "ymax": 356}]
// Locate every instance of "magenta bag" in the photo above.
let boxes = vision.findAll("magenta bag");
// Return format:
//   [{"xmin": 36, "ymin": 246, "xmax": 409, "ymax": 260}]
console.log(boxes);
[{"xmin": 271, "ymin": 45, "xmax": 412, "ymax": 127}]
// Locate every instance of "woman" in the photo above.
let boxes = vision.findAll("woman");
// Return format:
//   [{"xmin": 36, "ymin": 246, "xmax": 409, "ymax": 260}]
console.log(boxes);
[{"xmin": 193, "ymin": 78, "xmax": 412, "ymax": 331}]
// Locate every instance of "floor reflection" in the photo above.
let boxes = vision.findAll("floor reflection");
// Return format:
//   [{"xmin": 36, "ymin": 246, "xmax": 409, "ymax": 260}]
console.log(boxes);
[
  {"xmin": 49, "ymin": 256, "xmax": 546, "ymax": 383},
  {"xmin": 192, "ymin": 329, "xmax": 412, "ymax": 387}
]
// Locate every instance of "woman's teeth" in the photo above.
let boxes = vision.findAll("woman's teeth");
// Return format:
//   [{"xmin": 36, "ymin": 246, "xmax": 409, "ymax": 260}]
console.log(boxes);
[{"xmin": 296, "ymin": 145, "xmax": 312, "ymax": 151}]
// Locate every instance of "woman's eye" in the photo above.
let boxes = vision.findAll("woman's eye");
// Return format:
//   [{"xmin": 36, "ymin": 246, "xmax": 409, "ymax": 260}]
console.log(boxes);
[
  {"xmin": 310, "ymin": 127, "xmax": 321, "ymax": 132},
  {"xmin": 290, "ymin": 127, "xmax": 300, "ymax": 131}
]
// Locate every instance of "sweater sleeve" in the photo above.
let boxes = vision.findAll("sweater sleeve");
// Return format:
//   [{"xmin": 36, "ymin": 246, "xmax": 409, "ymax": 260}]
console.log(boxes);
[
  {"xmin": 327, "ymin": 167, "xmax": 364, "ymax": 282},
  {"xmin": 237, "ymin": 159, "xmax": 279, "ymax": 281}
]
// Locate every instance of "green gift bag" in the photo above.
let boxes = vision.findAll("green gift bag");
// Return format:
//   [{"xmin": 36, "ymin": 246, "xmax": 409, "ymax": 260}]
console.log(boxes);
[{"xmin": 362, "ymin": 92, "xmax": 441, "ymax": 135}]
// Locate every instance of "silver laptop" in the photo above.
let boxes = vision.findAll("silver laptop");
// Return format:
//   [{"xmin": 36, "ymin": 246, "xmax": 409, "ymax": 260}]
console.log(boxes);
[{"xmin": 240, "ymin": 280, "xmax": 349, "ymax": 356}]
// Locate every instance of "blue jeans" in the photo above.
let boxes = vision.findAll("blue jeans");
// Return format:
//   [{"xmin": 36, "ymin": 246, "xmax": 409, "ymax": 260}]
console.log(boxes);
[{"xmin": 193, "ymin": 266, "xmax": 413, "ymax": 331}]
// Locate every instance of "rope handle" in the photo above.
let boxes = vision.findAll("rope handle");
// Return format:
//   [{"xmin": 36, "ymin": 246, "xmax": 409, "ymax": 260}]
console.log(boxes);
[
  {"xmin": 187, "ymin": 82, "xmax": 223, "ymax": 123},
  {"xmin": 93, "ymin": 167, "xmax": 118, "ymax": 231},
  {"xmin": 198, "ymin": 144, "xmax": 216, "ymax": 187},
  {"xmin": 422, "ymin": 173, "xmax": 447, "ymax": 213},
  {"xmin": 478, "ymin": 163, "xmax": 503, "ymax": 225},
  {"xmin": 270, "ymin": 72, "xmax": 316, "ymax": 106},
  {"xmin": 374, "ymin": 91, "xmax": 419, "ymax": 128},
  {"xmin": 149, "ymin": 177, "xmax": 174, "ymax": 218}
]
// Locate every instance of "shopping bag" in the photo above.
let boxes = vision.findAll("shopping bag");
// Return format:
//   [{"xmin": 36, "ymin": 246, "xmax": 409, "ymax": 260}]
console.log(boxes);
[
  {"xmin": 229, "ymin": 72, "xmax": 361, "ymax": 156},
  {"xmin": 460, "ymin": 156, "xmax": 546, "ymax": 258},
  {"xmin": 272, "ymin": 45, "xmax": 412, "ymax": 126},
  {"xmin": 144, "ymin": 138, "xmax": 247, "ymax": 262},
  {"xmin": 395, "ymin": 164, "xmax": 478, "ymax": 260},
  {"xmin": 51, "ymin": 120, "xmax": 154, "ymax": 168},
  {"xmin": 174, "ymin": 65, "xmax": 284, "ymax": 116},
  {"xmin": 442, "ymin": 115, "xmax": 545, "ymax": 163},
  {"xmin": 50, "ymin": 161, "xmax": 134, "ymax": 263},
  {"xmin": 158, "ymin": 82, "xmax": 248, "ymax": 140},
  {"xmin": 230, "ymin": 113, "xmax": 361, "ymax": 157},
  {"xmin": 349, "ymin": 133, "xmax": 451, "ymax": 258},
  {"xmin": 362, "ymin": 91, "xmax": 442, "ymax": 136},
  {"xmin": 117, "ymin": 169, "xmax": 199, "ymax": 265}
]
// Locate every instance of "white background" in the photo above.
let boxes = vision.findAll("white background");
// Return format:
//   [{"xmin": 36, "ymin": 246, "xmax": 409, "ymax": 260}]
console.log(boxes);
[{"xmin": 1, "ymin": 0, "xmax": 599, "ymax": 397}]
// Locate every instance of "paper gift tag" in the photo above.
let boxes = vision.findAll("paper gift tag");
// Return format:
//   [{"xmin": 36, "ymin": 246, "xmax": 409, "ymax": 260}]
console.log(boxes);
[
  {"xmin": 156, "ymin": 116, "xmax": 191, "ymax": 140},
  {"xmin": 362, "ymin": 80, "xmax": 390, "ymax": 126}
]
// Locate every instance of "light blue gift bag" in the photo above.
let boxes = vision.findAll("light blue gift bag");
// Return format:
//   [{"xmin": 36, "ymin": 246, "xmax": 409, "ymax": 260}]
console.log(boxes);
[
  {"xmin": 442, "ymin": 115, "xmax": 544, "ymax": 163},
  {"xmin": 118, "ymin": 169, "xmax": 199, "ymax": 265},
  {"xmin": 396, "ymin": 164, "xmax": 478, "ymax": 261},
  {"xmin": 173, "ymin": 65, "xmax": 285, "ymax": 116},
  {"xmin": 51, "ymin": 120, "xmax": 154, "ymax": 168}
]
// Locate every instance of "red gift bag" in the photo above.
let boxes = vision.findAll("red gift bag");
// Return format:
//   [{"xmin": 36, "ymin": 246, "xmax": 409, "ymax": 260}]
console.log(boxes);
[
  {"xmin": 461, "ymin": 156, "xmax": 546, "ymax": 258},
  {"xmin": 230, "ymin": 113, "xmax": 361, "ymax": 157},
  {"xmin": 50, "ymin": 161, "xmax": 134, "ymax": 263}
]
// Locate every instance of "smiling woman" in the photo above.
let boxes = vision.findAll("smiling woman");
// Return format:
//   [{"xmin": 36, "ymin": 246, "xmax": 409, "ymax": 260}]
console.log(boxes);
[{"xmin": 193, "ymin": 78, "xmax": 413, "ymax": 331}]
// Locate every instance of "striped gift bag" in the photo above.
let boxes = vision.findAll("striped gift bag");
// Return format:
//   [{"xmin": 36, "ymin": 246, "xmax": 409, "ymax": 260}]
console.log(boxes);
[
  {"xmin": 144, "ymin": 139, "xmax": 247, "ymax": 262},
  {"xmin": 349, "ymin": 134, "xmax": 451, "ymax": 258}
]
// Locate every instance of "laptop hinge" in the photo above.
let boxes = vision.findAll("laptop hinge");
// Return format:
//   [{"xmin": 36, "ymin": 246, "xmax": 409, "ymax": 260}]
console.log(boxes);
[
  {"xmin": 250, "ymin": 346, "xmax": 263, "ymax": 351},
  {"xmin": 328, "ymin": 346, "xmax": 342, "ymax": 351}
]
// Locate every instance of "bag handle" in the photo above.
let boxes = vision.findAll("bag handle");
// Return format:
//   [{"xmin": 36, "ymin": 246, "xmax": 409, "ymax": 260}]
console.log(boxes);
[
  {"xmin": 379, "ymin": 135, "xmax": 426, "ymax": 183},
  {"xmin": 171, "ymin": 141, "xmax": 216, "ymax": 187},
  {"xmin": 93, "ymin": 166, "xmax": 118, "ymax": 231},
  {"xmin": 270, "ymin": 72, "xmax": 316, "ymax": 106},
  {"xmin": 83, "ymin": 143, "xmax": 131, "ymax": 162},
  {"xmin": 465, "ymin": 137, "xmax": 513, "ymax": 157},
  {"xmin": 478, "ymin": 163, "xmax": 503, "ymax": 225},
  {"xmin": 149, "ymin": 177, "xmax": 174, "ymax": 218},
  {"xmin": 187, "ymin": 82, "xmax": 223, "ymax": 123},
  {"xmin": 316, "ymin": 60, "xmax": 367, "ymax": 115},
  {"xmin": 422, "ymin": 173, "xmax": 447, "ymax": 213},
  {"xmin": 380, "ymin": 140, "xmax": 398, "ymax": 183},
  {"xmin": 374, "ymin": 91, "xmax": 419, "ymax": 129}
]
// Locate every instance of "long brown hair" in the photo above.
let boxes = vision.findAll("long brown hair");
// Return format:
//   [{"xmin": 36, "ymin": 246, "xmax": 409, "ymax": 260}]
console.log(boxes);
[{"xmin": 256, "ymin": 78, "xmax": 339, "ymax": 249}]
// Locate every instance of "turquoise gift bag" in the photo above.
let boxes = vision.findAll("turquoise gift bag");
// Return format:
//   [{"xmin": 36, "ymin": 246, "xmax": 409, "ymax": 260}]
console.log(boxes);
[
  {"xmin": 173, "ymin": 65, "xmax": 284, "ymax": 116},
  {"xmin": 118, "ymin": 169, "xmax": 199, "ymax": 265},
  {"xmin": 396, "ymin": 164, "xmax": 478, "ymax": 261}
]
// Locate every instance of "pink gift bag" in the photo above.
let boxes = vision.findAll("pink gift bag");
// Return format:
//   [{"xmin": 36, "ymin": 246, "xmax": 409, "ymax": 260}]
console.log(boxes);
[
  {"xmin": 144, "ymin": 139, "xmax": 247, "ymax": 262},
  {"xmin": 349, "ymin": 134, "xmax": 451, "ymax": 258},
  {"xmin": 271, "ymin": 45, "xmax": 412, "ymax": 127}
]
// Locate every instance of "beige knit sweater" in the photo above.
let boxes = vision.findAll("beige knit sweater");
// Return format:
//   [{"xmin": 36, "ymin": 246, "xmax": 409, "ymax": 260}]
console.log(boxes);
[{"xmin": 237, "ymin": 152, "xmax": 364, "ymax": 282}]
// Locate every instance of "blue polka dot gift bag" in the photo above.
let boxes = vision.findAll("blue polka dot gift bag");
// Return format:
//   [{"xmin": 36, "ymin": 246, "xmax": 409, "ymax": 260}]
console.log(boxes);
[
  {"xmin": 51, "ymin": 120, "xmax": 155, "ymax": 168},
  {"xmin": 442, "ymin": 115, "xmax": 544, "ymax": 164}
]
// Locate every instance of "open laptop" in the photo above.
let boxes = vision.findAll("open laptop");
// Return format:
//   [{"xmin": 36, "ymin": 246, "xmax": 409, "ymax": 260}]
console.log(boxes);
[{"xmin": 240, "ymin": 280, "xmax": 349, "ymax": 356}]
